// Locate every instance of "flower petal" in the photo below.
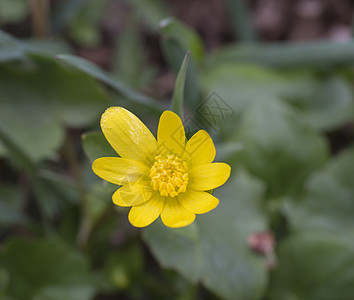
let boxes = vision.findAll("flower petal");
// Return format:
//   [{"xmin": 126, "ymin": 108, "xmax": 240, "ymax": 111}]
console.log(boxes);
[
  {"xmin": 92, "ymin": 157, "xmax": 149, "ymax": 185},
  {"xmin": 128, "ymin": 193, "xmax": 165, "ymax": 227},
  {"xmin": 112, "ymin": 182, "xmax": 154, "ymax": 207},
  {"xmin": 157, "ymin": 111, "xmax": 185, "ymax": 156},
  {"xmin": 101, "ymin": 107, "xmax": 157, "ymax": 162},
  {"xmin": 178, "ymin": 190, "xmax": 219, "ymax": 214},
  {"xmin": 182, "ymin": 130, "xmax": 216, "ymax": 168},
  {"xmin": 188, "ymin": 163, "xmax": 231, "ymax": 191},
  {"xmin": 161, "ymin": 197, "xmax": 195, "ymax": 228}
]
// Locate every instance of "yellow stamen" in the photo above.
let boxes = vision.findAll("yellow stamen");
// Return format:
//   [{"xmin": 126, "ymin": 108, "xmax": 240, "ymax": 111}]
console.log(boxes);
[{"xmin": 150, "ymin": 154, "xmax": 189, "ymax": 198}]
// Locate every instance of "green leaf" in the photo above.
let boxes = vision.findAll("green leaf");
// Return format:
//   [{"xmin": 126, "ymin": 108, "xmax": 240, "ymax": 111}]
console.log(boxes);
[
  {"xmin": 0, "ymin": 45, "xmax": 24, "ymax": 63},
  {"xmin": 0, "ymin": 128, "xmax": 37, "ymax": 174},
  {"xmin": 215, "ymin": 142, "xmax": 244, "ymax": 163},
  {"xmin": 0, "ymin": 111, "xmax": 78, "ymax": 222},
  {"xmin": 159, "ymin": 18, "xmax": 204, "ymax": 109},
  {"xmin": 31, "ymin": 170, "xmax": 82, "ymax": 221},
  {"xmin": 234, "ymin": 97, "xmax": 328, "ymax": 197},
  {"xmin": 143, "ymin": 171, "xmax": 268, "ymax": 300},
  {"xmin": 202, "ymin": 64, "xmax": 354, "ymax": 131},
  {"xmin": 203, "ymin": 64, "xmax": 319, "ymax": 111},
  {"xmin": 211, "ymin": 41, "xmax": 354, "ymax": 68},
  {"xmin": 286, "ymin": 146, "xmax": 354, "ymax": 233},
  {"xmin": 56, "ymin": 54, "xmax": 164, "ymax": 115},
  {"xmin": 160, "ymin": 17, "xmax": 204, "ymax": 66},
  {"xmin": 268, "ymin": 232, "xmax": 354, "ymax": 300},
  {"xmin": 143, "ymin": 220, "xmax": 201, "ymax": 282},
  {"xmin": 171, "ymin": 51, "xmax": 190, "ymax": 118},
  {"xmin": 0, "ymin": 54, "xmax": 109, "ymax": 161},
  {"xmin": 0, "ymin": 30, "xmax": 26, "ymax": 62},
  {"xmin": 285, "ymin": 75, "xmax": 354, "ymax": 131},
  {"xmin": 0, "ymin": 238, "xmax": 95, "ymax": 300},
  {"xmin": 0, "ymin": 121, "xmax": 77, "ymax": 222},
  {"xmin": 37, "ymin": 170, "xmax": 80, "ymax": 205},
  {"xmin": 82, "ymin": 131, "xmax": 117, "ymax": 161},
  {"xmin": 21, "ymin": 39, "xmax": 72, "ymax": 57},
  {"xmin": 0, "ymin": 30, "xmax": 71, "ymax": 62}
]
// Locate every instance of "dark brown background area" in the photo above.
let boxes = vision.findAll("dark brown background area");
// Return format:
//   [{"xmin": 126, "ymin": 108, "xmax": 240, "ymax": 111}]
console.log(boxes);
[{"xmin": 169, "ymin": 0, "xmax": 354, "ymax": 46}]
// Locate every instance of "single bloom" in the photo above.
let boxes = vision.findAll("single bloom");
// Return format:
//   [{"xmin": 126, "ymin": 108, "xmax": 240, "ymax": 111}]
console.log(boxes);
[{"xmin": 92, "ymin": 107, "xmax": 231, "ymax": 228}]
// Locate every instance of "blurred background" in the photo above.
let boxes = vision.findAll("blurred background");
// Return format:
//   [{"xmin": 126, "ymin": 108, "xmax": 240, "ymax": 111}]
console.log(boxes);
[{"xmin": 0, "ymin": 1, "xmax": 354, "ymax": 300}]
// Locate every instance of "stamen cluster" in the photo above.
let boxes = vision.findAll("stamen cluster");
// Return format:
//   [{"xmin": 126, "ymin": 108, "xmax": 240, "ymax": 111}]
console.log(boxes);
[{"xmin": 150, "ymin": 154, "xmax": 189, "ymax": 197}]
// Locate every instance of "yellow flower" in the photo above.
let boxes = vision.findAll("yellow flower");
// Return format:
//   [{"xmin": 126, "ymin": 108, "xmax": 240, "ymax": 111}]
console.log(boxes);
[{"xmin": 92, "ymin": 107, "xmax": 231, "ymax": 228}]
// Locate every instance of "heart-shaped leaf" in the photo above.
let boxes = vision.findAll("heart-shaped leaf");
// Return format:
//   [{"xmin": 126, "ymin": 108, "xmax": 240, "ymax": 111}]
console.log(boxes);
[{"xmin": 143, "ymin": 171, "xmax": 269, "ymax": 300}]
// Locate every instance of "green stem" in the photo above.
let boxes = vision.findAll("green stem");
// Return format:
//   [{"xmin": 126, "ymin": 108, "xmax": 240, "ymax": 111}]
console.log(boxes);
[
  {"xmin": 61, "ymin": 132, "xmax": 89, "ymax": 248},
  {"xmin": 171, "ymin": 51, "xmax": 190, "ymax": 118}
]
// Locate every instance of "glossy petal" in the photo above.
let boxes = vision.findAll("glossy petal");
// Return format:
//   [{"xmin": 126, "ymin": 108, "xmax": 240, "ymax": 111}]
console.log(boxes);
[
  {"xmin": 161, "ymin": 197, "xmax": 195, "ymax": 228},
  {"xmin": 112, "ymin": 182, "xmax": 154, "ymax": 207},
  {"xmin": 178, "ymin": 190, "xmax": 219, "ymax": 214},
  {"xmin": 188, "ymin": 163, "xmax": 231, "ymax": 191},
  {"xmin": 128, "ymin": 193, "xmax": 165, "ymax": 227},
  {"xmin": 157, "ymin": 111, "xmax": 185, "ymax": 156},
  {"xmin": 92, "ymin": 157, "xmax": 149, "ymax": 185},
  {"xmin": 182, "ymin": 130, "xmax": 216, "ymax": 168},
  {"xmin": 101, "ymin": 107, "xmax": 157, "ymax": 162}
]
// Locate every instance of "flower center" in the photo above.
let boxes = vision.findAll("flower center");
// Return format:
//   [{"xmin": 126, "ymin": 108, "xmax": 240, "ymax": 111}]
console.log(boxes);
[{"xmin": 149, "ymin": 154, "xmax": 189, "ymax": 198}]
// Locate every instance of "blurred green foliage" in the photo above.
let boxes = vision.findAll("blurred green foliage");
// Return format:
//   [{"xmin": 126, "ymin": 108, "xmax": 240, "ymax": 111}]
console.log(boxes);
[
  {"xmin": 0, "ymin": 0, "xmax": 28, "ymax": 24},
  {"xmin": 0, "ymin": 1, "xmax": 354, "ymax": 300},
  {"xmin": 0, "ymin": 239, "xmax": 95, "ymax": 300}
]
